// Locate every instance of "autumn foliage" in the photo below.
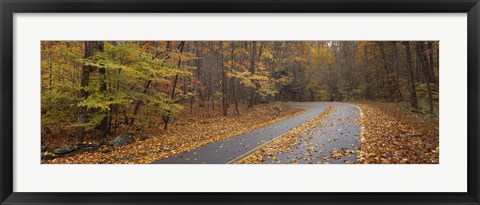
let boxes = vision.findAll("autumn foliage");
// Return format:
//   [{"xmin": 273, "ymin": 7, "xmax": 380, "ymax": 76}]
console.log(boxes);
[
  {"xmin": 43, "ymin": 103, "xmax": 304, "ymax": 164},
  {"xmin": 356, "ymin": 102, "xmax": 439, "ymax": 164},
  {"xmin": 41, "ymin": 41, "xmax": 439, "ymax": 164}
]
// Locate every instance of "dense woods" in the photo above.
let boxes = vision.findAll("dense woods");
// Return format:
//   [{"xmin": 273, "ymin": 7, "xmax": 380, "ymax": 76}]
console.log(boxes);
[{"xmin": 41, "ymin": 41, "xmax": 439, "ymax": 164}]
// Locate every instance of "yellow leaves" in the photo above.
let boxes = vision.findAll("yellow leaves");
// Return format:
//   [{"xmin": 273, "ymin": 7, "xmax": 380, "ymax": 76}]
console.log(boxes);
[
  {"xmin": 229, "ymin": 69, "xmax": 275, "ymax": 91},
  {"xmin": 275, "ymin": 75, "xmax": 294, "ymax": 86},
  {"xmin": 330, "ymin": 148, "xmax": 356, "ymax": 160},
  {"xmin": 262, "ymin": 49, "xmax": 273, "ymax": 59},
  {"xmin": 250, "ymin": 74, "xmax": 269, "ymax": 82},
  {"xmin": 331, "ymin": 152, "xmax": 343, "ymax": 160},
  {"xmin": 317, "ymin": 46, "xmax": 335, "ymax": 65},
  {"xmin": 239, "ymin": 106, "xmax": 333, "ymax": 164},
  {"xmin": 355, "ymin": 102, "xmax": 439, "ymax": 164},
  {"xmin": 43, "ymin": 103, "xmax": 305, "ymax": 164}
]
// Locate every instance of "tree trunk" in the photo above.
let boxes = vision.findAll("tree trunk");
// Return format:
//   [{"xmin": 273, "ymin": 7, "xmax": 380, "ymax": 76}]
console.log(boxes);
[
  {"xmin": 248, "ymin": 41, "xmax": 257, "ymax": 108},
  {"xmin": 95, "ymin": 41, "xmax": 109, "ymax": 137},
  {"xmin": 307, "ymin": 42, "xmax": 312, "ymax": 66},
  {"xmin": 232, "ymin": 78, "xmax": 239, "ymax": 114},
  {"xmin": 210, "ymin": 73, "xmax": 215, "ymax": 111},
  {"xmin": 170, "ymin": 41, "xmax": 186, "ymax": 101},
  {"xmin": 77, "ymin": 41, "xmax": 96, "ymax": 142},
  {"xmin": 130, "ymin": 42, "xmax": 166, "ymax": 126},
  {"xmin": 377, "ymin": 42, "xmax": 403, "ymax": 102},
  {"xmin": 416, "ymin": 42, "xmax": 434, "ymax": 114},
  {"xmin": 403, "ymin": 42, "xmax": 419, "ymax": 109},
  {"xmin": 48, "ymin": 42, "xmax": 53, "ymax": 90},
  {"xmin": 363, "ymin": 45, "xmax": 371, "ymax": 99},
  {"xmin": 427, "ymin": 41, "xmax": 437, "ymax": 84},
  {"xmin": 130, "ymin": 80, "xmax": 152, "ymax": 125},
  {"xmin": 164, "ymin": 41, "xmax": 186, "ymax": 130},
  {"xmin": 230, "ymin": 43, "xmax": 240, "ymax": 115},
  {"xmin": 130, "ymin": 41, "xmax": 179, "ymax": 126},
  {"xmin": 351, "ymin": 42, "xmax": 356, "ymax": 90},
  {"xmin": 220, "ymin": 42, "xmax": 228, "ymax": 116}
]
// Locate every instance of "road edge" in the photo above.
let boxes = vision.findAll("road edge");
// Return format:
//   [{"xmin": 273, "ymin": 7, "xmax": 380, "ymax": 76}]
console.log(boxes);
[{"xmin": 228, "ymin": 105, "xmax": 334, "ymax": 164}]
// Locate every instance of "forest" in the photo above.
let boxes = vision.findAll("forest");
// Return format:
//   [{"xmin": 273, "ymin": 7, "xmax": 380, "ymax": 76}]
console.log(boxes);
[{"xmin": 41, "ymin": 41, "xmax": 439, "ymax": 164}]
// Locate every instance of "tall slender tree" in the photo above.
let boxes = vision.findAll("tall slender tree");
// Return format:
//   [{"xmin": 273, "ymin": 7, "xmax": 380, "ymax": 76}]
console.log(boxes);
[{"xmin": 403, "ymin": 41, "xmax": 419, "ymax": 109}]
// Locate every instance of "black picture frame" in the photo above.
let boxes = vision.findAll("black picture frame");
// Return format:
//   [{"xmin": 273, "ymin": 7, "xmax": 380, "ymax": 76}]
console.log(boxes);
[{"xmin": 1, "ymin": 0, "xmax": 479, "ymax": 204}]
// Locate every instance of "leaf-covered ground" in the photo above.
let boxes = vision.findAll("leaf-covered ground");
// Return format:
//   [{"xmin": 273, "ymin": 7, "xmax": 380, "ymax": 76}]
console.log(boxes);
[
  {"xmin": 239, "ymin": 102, "xmax": 438, "ymax": 164},
  {"xmin": 42, "ymin": 102, "xmax": 439, "ymax": 164},
  {"xmin": 42, "ymin": 103, "xmax": 305, "ymax": 164},
  {"xmin": 355, "ymin": 102, "xmax": 439, "ymax": 164}
]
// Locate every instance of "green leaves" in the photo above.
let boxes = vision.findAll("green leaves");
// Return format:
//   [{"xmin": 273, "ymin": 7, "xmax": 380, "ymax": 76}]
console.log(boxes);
[
  {"xmin": 77, "ymin": 92, "xmax": 111, "ymax": 110},
  {"xmin": 41, "ymin": 41, "xmax": 192, "ymax": 134},
  {"xmin": 41, "ymin": 84, "xmax": 78, "ymax": 126}
]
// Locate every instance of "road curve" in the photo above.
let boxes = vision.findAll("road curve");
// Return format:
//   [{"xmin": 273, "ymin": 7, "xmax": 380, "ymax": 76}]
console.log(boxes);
[
  {"xmin": 262, "ymin": 103, "xmax": 362, "ymax": 164},
  {"xmin": 152, "ymin": 102, "xmax": 361, "ymax": 164}
]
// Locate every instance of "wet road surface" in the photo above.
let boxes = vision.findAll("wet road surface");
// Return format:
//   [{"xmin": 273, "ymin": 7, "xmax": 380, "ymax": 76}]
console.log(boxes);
[
  {"xmin": 262, "ymin": 103, "xmax": 362, "ymax": 164},
  {"xmin": 152, "ymin": 102, "xmax": 361, "ymax": 164}
]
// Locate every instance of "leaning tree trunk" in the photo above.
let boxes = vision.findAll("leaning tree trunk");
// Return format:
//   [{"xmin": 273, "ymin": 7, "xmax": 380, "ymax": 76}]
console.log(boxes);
[
  {"xmin": 129, "ymin": 42, "xmax": 168, "ymax": 126},
  {"xmin": 130, "ymin": 41, "xmax": 180, "ymax": 126},
  {"xmin": 164, "ymin": 41, "xmax": 186, "ymax": 130}
]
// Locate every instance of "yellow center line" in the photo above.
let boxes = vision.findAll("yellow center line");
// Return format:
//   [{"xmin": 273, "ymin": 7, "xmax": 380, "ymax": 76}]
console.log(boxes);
[{"xmin": 227, "ymin": 105, "xmax": 333, "ymax": 164}]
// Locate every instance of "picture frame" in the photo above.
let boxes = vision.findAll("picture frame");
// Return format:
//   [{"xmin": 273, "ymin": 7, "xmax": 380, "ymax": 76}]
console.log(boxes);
[{"xmin": 1, "ymin": 0, "xmax": 479, "ymax": 204}]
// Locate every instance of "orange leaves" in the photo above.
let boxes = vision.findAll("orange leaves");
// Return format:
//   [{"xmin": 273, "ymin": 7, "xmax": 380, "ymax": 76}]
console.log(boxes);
[
  {"xmin": 43, "ymin": 103, "xmax": 305, "ymax": 164},
  {"xmin": 239, "ymin": 106, "xmax": 333, "ymax": 164},
  {"xmin": 355, "ymin": 102, "xmax": 439, "ymax": 164}
]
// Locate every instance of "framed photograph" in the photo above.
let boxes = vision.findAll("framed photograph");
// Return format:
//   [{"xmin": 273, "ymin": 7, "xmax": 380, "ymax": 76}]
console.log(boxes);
[{"xmin": 1, "ymin": 0, "xmax": 479, "ymax": 204}]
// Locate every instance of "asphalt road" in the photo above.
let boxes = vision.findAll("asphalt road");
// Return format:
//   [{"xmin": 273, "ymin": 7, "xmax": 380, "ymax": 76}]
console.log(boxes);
[
  {"xmin": 152, "ymin": 102, "xmax": 361, "ymax": 164},
  {"xmin": 262, "ymin": 103, "xmax": 362, "ymax": 164}
]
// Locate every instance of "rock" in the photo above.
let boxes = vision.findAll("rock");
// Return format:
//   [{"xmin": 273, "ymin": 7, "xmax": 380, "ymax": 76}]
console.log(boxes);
[
  {"xmin": 78, "ymin": 146, "xmax": 97, "ymax": 153},
  {"xmin": 73, "ymin": 142, "xmax": 101, "ymax": 150},
  {"xmin": 51, "ymin": 146, "xmax": 76, "ymax": 155},
  {"xmin": 139, "ymin": 135, "xmax": 148, "ymax": 141},
  {"xmin": 43, "ymin": 143, "xmax": 100, "ymax": 159},
  {"xmin": 97, "ymin": 141, "xmax": 106, "ymax": 147},
  {"xmin": 187, "ymin": 119, "xmax": 195, "ymax": 123},
  {"xmin": 111, "ymin": 133, "xmax": 135, "ymax": 147},
  {"xmin": 102, "ymin": 148, "xmax": 113, "ymax": 153},
  {"xmin": 68, "ymin": 131, "xmax": 78, "ymax": 139},
  {"xmin": 162, "ymin": 115, "xmax": 176, "ymax": 124},
  {"xmin": 62, "ymin": 147, "xmax": 97, "ymax": 157},
  {"xmin": 74, "ymin": 141, "xmax": 92, "ymax": 147},
  {"xmin": 41, "ymin": 153, "xmax": 57, "ymax": 160},
  {"xmin": 43, "ymin": 127, "xmax": 52, "ymax": 135},
  {"xmin": 161, "ymin": 115, "xmax": 168, "ymax": 123}
]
